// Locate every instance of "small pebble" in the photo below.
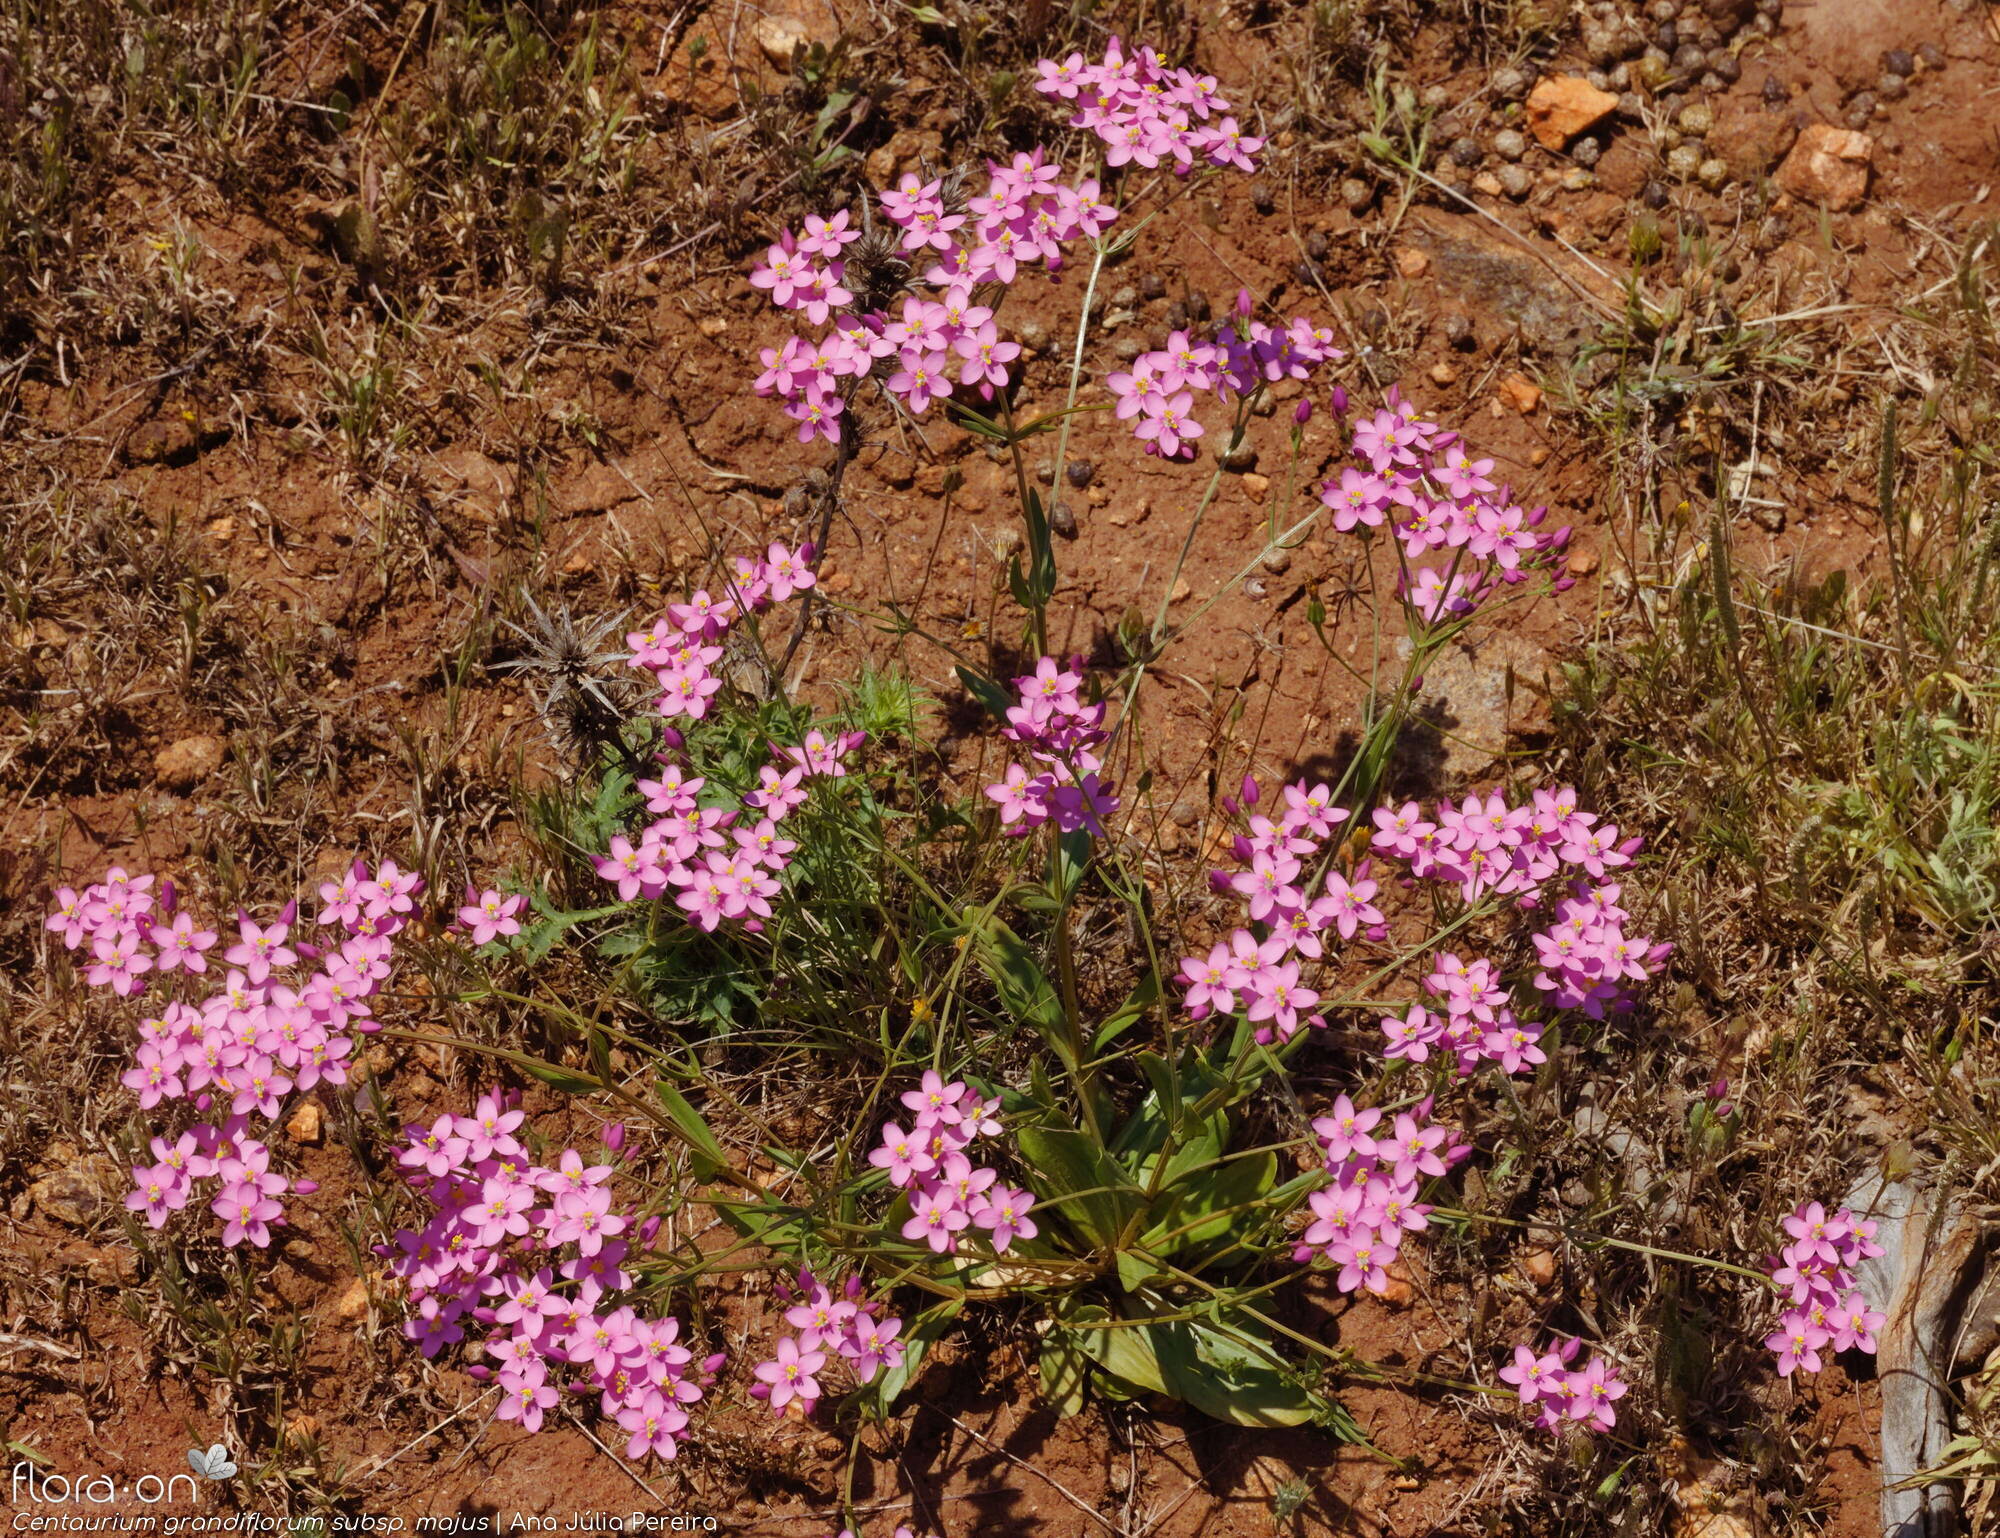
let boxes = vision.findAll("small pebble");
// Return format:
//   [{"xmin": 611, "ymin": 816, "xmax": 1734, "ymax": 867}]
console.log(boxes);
[
  {"xmin": 1844, "ymin": 91, "xmax": 1876, "ymax": 129},
  {"xmin": 1917, "ymin": 42, "xmax": 1946, "ymax": 70},
  {"xmin": 1421, "ymin": 83, "xmax": 1451, "ymax": 109},
  {"xmin": 1711, "ymin": 53, "xmax": 1741, "ymax": 84},
  {"xmin": 1493, "ymin": 128, "xmax": 1527, "ymax": 161},
  {"xmin": 1048, "ymin": 501, "xmax": 1078, "ymax": 540},
  {"xmin": 1221, "ymin": 441, "xmax": 1259, "ymax": 472},
  {"xmin": 1304, "ymin": 230, "xmax": 1330, "ymax": 260},
  {"xmin": 1647, "ymin": 0, "xmax": 1679, "ymax": 18},
  {"xmin": 1498, "ymin": 163, "xmax": 1534, "ymax": 199},
  {"xmin": 1572, "ymin": 135, "xmax": 1603, "ymax": 168},
  {"xmin": 1746, "ymin": 11, "xmax": 1774, "ymax": 34},
  {"xmin": 1250, "ymin": 181, "xmax": 1275, "ymax": 215},
  {"xmin": 1761, "ymin": 74, "xmax": 1788, "ymax": 104},
  {"xmin": 1340, "ymin": 177, "xmax": 1373, "ymax": 212},
  {"xmin": 1696, "ymin": 157, "xmax": 1728, "ymax": 192},
  {"xmin": 1261, "ymin": 548, "xmax": 1292, "ymax": 574},
  {"xmin": 1679, "ymin": 208, "xmax": 1709, "ymax": 238},
  {"xmin": 1164, "ymin": 300, "xmax": 1188, "ymax": 331},
  {"xmin": 1635, "ymin": 47, "xmax": 1671, "ymax": 88},
  {"xmin": 1678, "ymin": 101, "xmax": 1714, "ymax": 135},
  {"xmin": 1188, "ymin": 291, "xmax": 1211, "ymax": 322},
  {"xmin": 1451, "ymin": 134, "xmax": 1483, "ymax": 166},
  {"xmin": 1138, "ymin": 272, "xmax": 1165, "ymax": 300},
  {"xmin": 1492, "ymin": 64, "xmax": 1530, "ymax": 97},
  {"xmin": 1672, "ymin": 42, "xmax": 1707, "ymax": 73},
  {"xmin": 1666, "ymin": 143, "xmax": 1704, "ymax": 180},
  {"xmin": 1755, "ymin": 0, "xmax": 1781, "ymax": 11},
  {"xmin": 1655, "ymin": 19, "xmax": 1679, "ymax": 49},
  {"xmin": 1445, "ymin": 312, "xmax": 1477, "ymax": 350},
  {"xmin": 1293, "ymin": 260, "xmax": 1326, "ymax": 288},
  {"xmin": 1066, "ymin": 460, "xmax": 1095, "ymax": 489},
  {"xmin": 1111, "ymin": 284, "xmax": 1137, "ymax": 308},
  {"xmin": 1036, "ymin": 459, "xmax": 1055, "ymax": 485},
  {"xmin": 1017, "ymin": 319, "xmax": 1050, "ymax": 354},
  {"xmin": 1609, "ymin": 61, "xmax": 1632, "ymax": 88},
  {"xmin": 1242, "ymin": 577, "xmax": 1268, "ymax": 600},
  {"xmin": 1561, "ymin": 167, "xmax": 1597, "ymax": 191},
  {"xmin": 1618, "ymin": 90, "xmax": 1646, "ymax": 118},
  {"xmin": 1882, "ymin": 48, "xmax": 1914, "ymax": 76},
  {"xmin": 1641, "ymin": 179, "xmax": 1671, "ymax": 209},
  {"xmin": 1586, "ymin": 68, "xmax": 1611, "ymax": 91},
  {"xmin": 1876, "ymin": 72, "xmax": 1908, "ymax": 101},
  {"xmin": 1113, "ymin": 336, "xmax": 1143, "ymax": 361}
]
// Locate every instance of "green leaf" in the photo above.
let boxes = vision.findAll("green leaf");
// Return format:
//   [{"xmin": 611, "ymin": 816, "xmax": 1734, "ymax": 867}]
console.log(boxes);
[
  {"xmin": 1039, "ymin": 1331, "xmax": 1090, "ymax": 1417},
  {"xmin": 1141, "ymin": 1151, "xmax": 1278, "ymax": 1257},
  {"xmin": 1114, "ymin": 1248, "xmax": 1165, "ymax": 1293},
  {"xmin": 656, "ymin": 1081, "xmax": 731, "ymax": 1180},
  {"xmin": 955, "ymin": 665, "xmax": 1014, "ymax": 721},
  {"xmin": 1072, "ymin": 1314, "xmax": 1319, "ymax": 1428},
  {"xmin": 974, "ymin": 919, "xmax": 1069, "ymax": 1057},
  {"xmin": 1090, "ymin": 971, "xmax": 1161, "ymax": 1055},
  {"xmin": 1015, "ymin": 1126, "xmax": 1140, "ymax": 1249},
  {"xmin": 516, "ymin": 1057, "xmax": 599, "ymax": 1096}
]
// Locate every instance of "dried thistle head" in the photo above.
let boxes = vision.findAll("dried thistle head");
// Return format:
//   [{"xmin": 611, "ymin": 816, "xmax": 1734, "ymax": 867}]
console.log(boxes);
[
  {"xmin": 493, "ymin": 594, "xmax": 632, "ymax": 770},
  {"xmin": 843, "ymin": 223, "xmax": 911, "ymax": 314}
]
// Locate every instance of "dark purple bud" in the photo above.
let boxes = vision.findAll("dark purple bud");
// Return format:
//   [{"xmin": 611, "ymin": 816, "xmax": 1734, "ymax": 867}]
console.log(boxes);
[
  {"xmin": 1231, "ymin": 834, "xmax": 1255, "ymax": 863},
  {"xmin": 661, "ymin": 727, "xmax": 685, "ymax": 751},
  {"xmin": 1207, "ymin": 869, "xmax": 1236, "ymax": 895},
  {"xmin": 1240, "ymin": 774, "xmax": 1261, "ymax": 807},
  {"xmin": 159, "ymin": 879, "xmax": 178, "ymax": 915},
  {"xmin": 1410, "ymin": 674, "xmax": 1424, "ymax": 690},
  {"xmin": 1329, "ymin": 386, "xmax": 1349, "ymax": 417},
  {"xmin": 603, "ymin": 1121, "xmax": 627, "ymax": 1153},
  {"xmin": 1219, "ymin": 795, "xmax": 1239, "ymax": 818},
  {"xmin": 1552, "ymin": 576, "xmax": 1576, "ymax": 593},
  {"xmin": 637, "ymin": 1214, "xmax": 661, "ymax": 1248},
  {"xmin": 280, "ymin": 898, "xmax": 299, "ymax": 927},
  {"xmin": 1294, "ymin": 398, "xmax": 1313, "ymax": 425}
]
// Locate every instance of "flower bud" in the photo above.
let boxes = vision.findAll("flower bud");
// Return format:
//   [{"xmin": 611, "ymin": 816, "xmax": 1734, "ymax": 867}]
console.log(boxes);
[
  {"xmin": 637, "ymin": 1215, "xmax": 662, "ymax": 1249},
  {"xmin": 1294, "ymin": 398, "xmax": 1313, "ymax": 425},
  {"xmin": 603, "ymin": 1121, "xmax": 627, "ymax": 1153},
  {"xmin": 292, "ymin": 1179, "xmax": 319, "ymax": 1195},
  {"xmin": 1329, "ymin": 385, "xmax": 1349, "ymax": 417},
  {"xmin": 1240, "ymin": 773, "xmax": 1261, "ymax": 807}
]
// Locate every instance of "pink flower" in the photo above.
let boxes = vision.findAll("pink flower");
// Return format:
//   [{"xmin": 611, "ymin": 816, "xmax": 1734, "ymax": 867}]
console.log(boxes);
[
  {"xmin": 901, "ymin": 1188, "xmax": 971, "ymax": 1254},
  {"xmin": 753, "ymin": 1335, "xmax": 826, "ymax": 1414},
  {"xmin": 971, "ymin": 1185, "xmax": 1038, "ymax": 1252},
  {"xmin": 457, "ymin": 889, "xmax": 526, "ymax": 945},
  {"xmin": 1311, "ymin": 1095, "xmax": 1380, "ymax": 1164}
]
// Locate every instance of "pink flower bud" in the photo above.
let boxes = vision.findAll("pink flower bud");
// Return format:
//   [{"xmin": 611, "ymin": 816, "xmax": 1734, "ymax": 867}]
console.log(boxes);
[
  {"xmin": 1240, "ymin": 774, "xmax": 1261, "ymax": 807},
  {"xmin": 292, "ymin": 1179, "xmax": 319, "ymax": 1195},
  {"xmin": 1552, "ymin": 576, "xmax": 1576, "ymax": 593},
  {"xmin": 1294, "ymin": 398, "xmax": 1313, "ymax": 425},
  {"xmin": 637, "ymin": 1215, "xmax": 662, "ymax": 1249},
  {"xmin": 603, "ymin": 1122, "xmax": 627, "ymax": 1153},
  {"xmin": 1234, "ymin": 287, "xmax": 1253, "ymax": 318},
  {"xmin": 1329, "ymin": 386, "xmax": 1349, "ymax": 417},
  {"xmin": 279, "ymin": 898, "xmax": 298, "ymax": 927}
]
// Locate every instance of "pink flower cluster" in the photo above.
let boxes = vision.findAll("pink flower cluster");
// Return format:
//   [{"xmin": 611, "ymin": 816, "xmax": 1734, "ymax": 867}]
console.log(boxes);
[
  {"xmin": 750, "ymin": 147, "xmax": 1116, "ymax": 436},
  {"xmin": 127, "ymin": 1116, "xmax": 312, "ymax": 1247},
  {"xmin": 598, "ymin": 552, "xmax": 867, "ymax": 934},
  {"xmin": 1035, "ymin": 37, "xmax": 1265, "ymax": 175},
  {"xmin": 867, "ymin": 1071, "xmax": 1033, "ymax": 1259},
  {"xmin": 50, "ymin": 861, "xmax": 419, "ymax": 1247},
  {"xmin": 1106, "ymin": 293, "xmax": 1343, "ymax": 459},
  {"xmin": 983, "ymin": 657, "xmax": 1120, "ymax": 838},
  {"xmin": 1176, "ymin": 774, "xmax": 1360, "ymax": 1045},
  {"xmin": 750, "ymin": 1267, "xmax": 908, "ymax": 1419},
  {"xmin": 1500, "ymin": 1337, "xmax": 1628, "ymax": 1432},
  {"xmin": 382, "ymin": 1099, "xmax": 721, "ymax": 1460},
  {"xmin": 1319, "ymin": 390, "xmax": 1574, "ymax": 620},
  {"xmin": 1367, "ymin": 786, "xmax": 1669, "ymax": 1021},
  {"xmin": 1295, "ymin": 1093, "xmax": 1465, "ymax": 1295},
  {"xmin": 625, "ymin": 543, "xmax": 816, "ymax": 723},
  {"xmin": 1764, "ymin": 1201, "xmax": 1885, "ymax": 1378}
]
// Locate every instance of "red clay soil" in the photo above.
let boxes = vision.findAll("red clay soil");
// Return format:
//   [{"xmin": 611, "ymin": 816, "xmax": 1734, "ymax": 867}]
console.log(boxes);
[{"xmin": 4, "ymin": 0, "xmax": 1998, "ymax": 1532}]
